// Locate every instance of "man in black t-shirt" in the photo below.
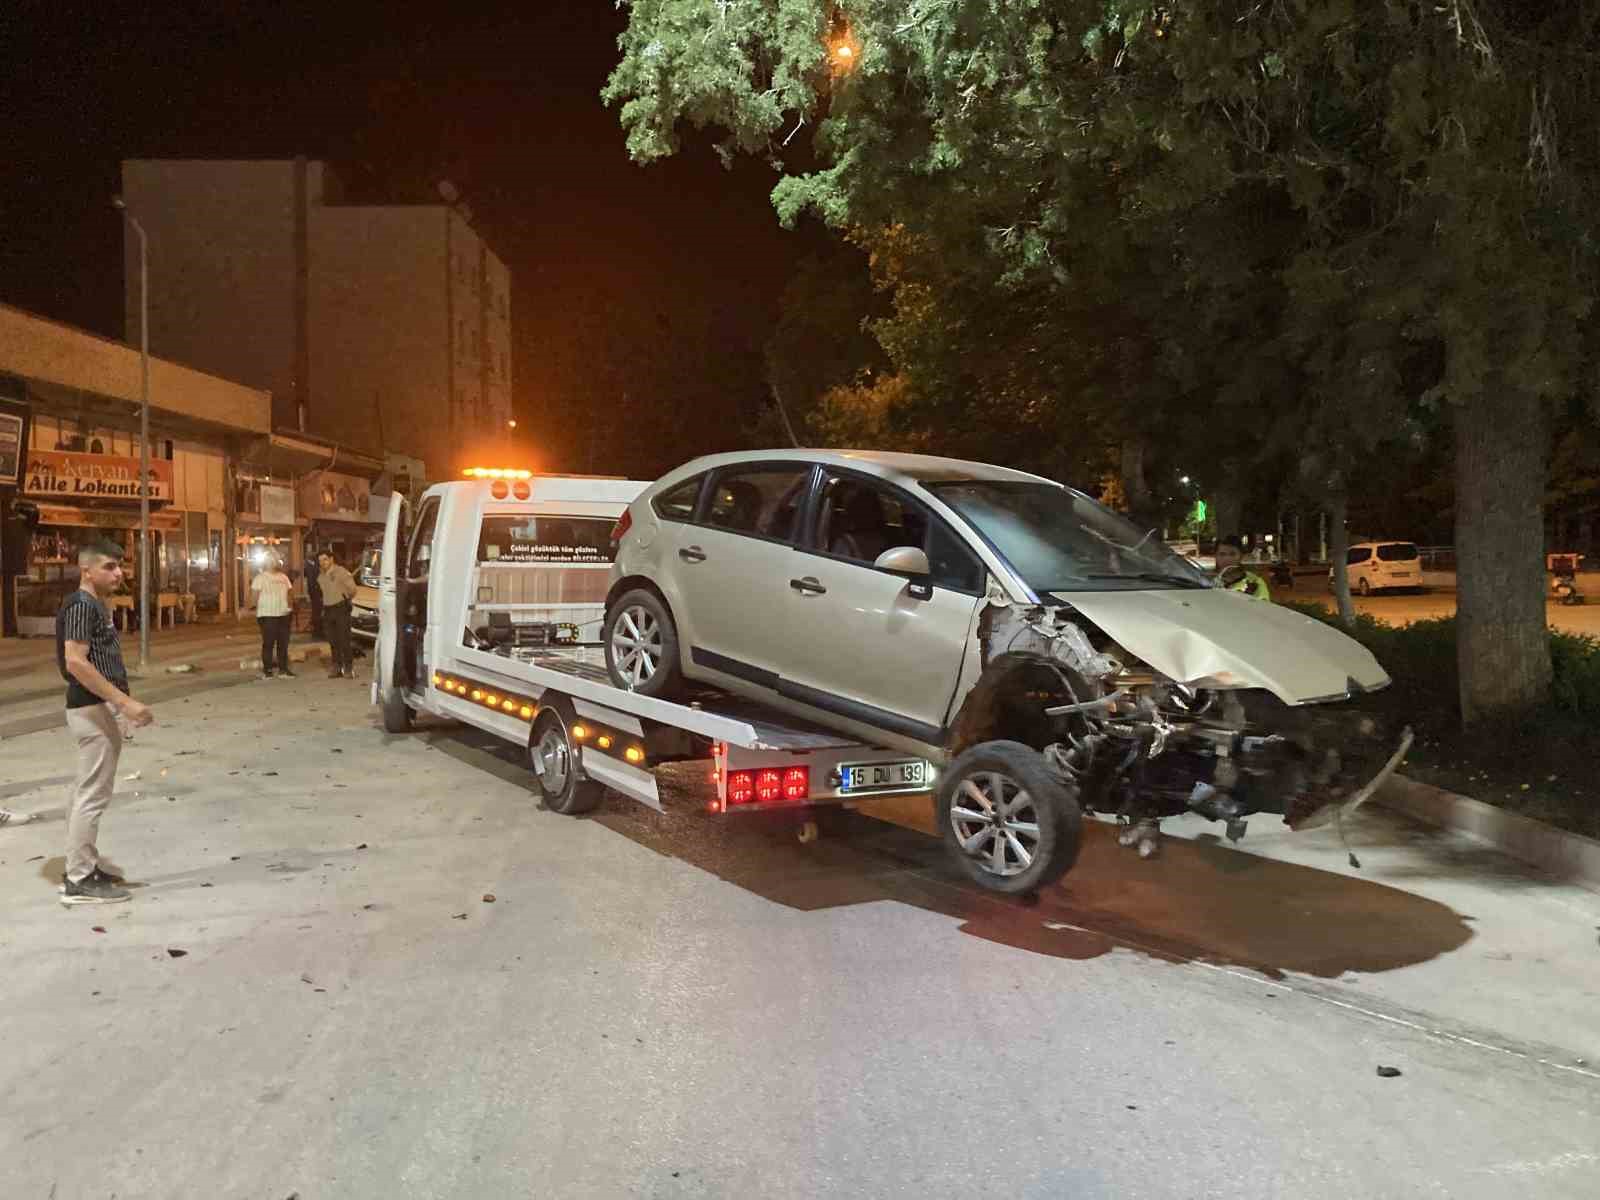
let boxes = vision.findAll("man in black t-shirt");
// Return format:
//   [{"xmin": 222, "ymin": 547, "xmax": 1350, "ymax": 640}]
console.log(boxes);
[{"xmin": 56, "ymin": 540, "xmax": 154, "ymax": 906}]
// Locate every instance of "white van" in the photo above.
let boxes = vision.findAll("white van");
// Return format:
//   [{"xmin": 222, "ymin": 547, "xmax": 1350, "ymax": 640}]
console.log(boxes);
[{"xmin": 1336, "ymin": 541, "xmax": 1423, "ymax": 595}]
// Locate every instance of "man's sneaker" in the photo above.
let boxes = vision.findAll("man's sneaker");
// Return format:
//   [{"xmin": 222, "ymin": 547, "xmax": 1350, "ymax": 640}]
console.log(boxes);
[
  {"xmin": 60, "ymin": 873, "xmax": 131, "ymax": 905},
  {"xmin": 280, "ymin": 669, "xmax": 297, "ymax": 678},
  {"xmin": 0, "ymin": 808, "xmax": 38, "ymax": 827}
]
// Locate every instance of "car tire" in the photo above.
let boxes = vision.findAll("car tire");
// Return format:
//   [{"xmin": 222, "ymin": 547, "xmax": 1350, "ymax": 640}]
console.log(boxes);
[
  {"xmin": 603, "ymin": 588, "xmax": 684, "ymax": 699},
  {"xmin": 381, "ymin": 682, "xmax": 412, "ymax": 733},
  {"xmin": 936, "ymin": 740, "xmax": 1082, "ymax": 895},
  {"xmin": 529, "ymin": 704, "xmax": 605, "ymax": 816}
]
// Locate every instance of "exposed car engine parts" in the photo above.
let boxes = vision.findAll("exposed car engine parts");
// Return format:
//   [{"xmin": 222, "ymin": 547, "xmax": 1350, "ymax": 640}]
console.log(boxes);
[{"xmin": 969, "ymin": 600, "xmax": 1410, "ymax": 862}]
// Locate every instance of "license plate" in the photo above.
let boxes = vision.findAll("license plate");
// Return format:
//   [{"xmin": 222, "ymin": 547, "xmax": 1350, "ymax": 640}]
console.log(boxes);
[{"xmin": 839, "ymin": 759, "xmax": 928, "ymax": 793}]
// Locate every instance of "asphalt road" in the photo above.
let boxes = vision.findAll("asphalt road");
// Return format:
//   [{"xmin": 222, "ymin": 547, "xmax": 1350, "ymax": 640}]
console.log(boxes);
[{"xmin": 2, "ymin": 676, "xmax": 1598, "ymax": 1198}]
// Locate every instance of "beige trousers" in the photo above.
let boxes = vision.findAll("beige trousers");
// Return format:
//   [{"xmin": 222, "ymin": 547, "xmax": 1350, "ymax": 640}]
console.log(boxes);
[{"xmin": 65, "ymin": 703, "xmax": 123, "ymax": 884}]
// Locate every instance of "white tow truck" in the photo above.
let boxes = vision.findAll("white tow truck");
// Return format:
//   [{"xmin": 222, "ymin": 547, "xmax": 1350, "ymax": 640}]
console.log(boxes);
[{"xmin": 373, "ymin": 471, "xmax": 935, "ymax": 836}]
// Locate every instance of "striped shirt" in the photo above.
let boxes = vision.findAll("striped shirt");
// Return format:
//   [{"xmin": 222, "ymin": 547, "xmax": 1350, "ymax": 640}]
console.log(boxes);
[
  {"xmin": 251, "ymin": 570, "xmax": 293, "ymax": 618},
  {"xmin": 56, "ymin": 590, "xmax": 128, "ymax": 710}
]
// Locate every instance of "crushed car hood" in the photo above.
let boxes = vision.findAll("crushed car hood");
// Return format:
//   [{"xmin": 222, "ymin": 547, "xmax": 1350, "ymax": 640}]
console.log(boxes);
[{"xmin": 1048, "ymin": 588, "xmax": 1390, "ymax": 704}]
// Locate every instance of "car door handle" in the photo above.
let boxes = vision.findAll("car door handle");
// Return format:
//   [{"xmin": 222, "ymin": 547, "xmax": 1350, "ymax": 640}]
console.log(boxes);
[
  {"xmin": 679, "ymin": 545, "xmax": 707, "ymax": 563},
  {"xmin": 790, "ymin": 576, "xmax": 826, "ymax": 595}
]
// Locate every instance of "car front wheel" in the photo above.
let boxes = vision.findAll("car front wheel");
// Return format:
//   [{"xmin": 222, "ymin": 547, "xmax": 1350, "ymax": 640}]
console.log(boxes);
[
  {"xmin": 603, "ymin": 588, "xmax": 684, "ymax": 699},
  {"xmin": 936, "ymin": 740, "xmax": 1082, "ymax": 895}
]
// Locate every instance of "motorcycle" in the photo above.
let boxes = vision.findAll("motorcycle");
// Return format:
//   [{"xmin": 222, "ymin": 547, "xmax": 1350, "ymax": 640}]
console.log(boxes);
[
  {"xmin": 1549, "ymin": 554, "xmax": 1586, "ymax": 606},
  {"xmin": 1552, "ymin": 572, "xmax": 1586, "ymax": 606}
]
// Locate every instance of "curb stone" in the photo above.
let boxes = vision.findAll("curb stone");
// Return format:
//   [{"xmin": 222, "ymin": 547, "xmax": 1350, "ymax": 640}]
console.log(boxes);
[{"xmin": 1376, "ymin": 774, "xmax": 1600, "ymax": 895}]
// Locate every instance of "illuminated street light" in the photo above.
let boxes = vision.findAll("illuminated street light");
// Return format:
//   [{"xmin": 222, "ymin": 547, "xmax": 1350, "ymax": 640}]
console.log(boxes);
[
  {"xmin": 833, "ymin": 43, "xmax": 853, "ymax": 61},
  {"xmin": 507, "ymin": 419, "xmax": 518, "ymax": 429},
  {"xmin": 1180, "ymin": 475, "xmax": 1191, "ymax": 485}
]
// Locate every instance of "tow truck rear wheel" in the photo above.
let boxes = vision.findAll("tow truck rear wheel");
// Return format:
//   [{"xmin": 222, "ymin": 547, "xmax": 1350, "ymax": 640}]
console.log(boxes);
[
  {"xmin": 936, "ymin": 740, "xmax": 1081, "ymax": 895},
  {"xmin": 529, "ymin": 704, "xmax": 605, "ymax": 816}
]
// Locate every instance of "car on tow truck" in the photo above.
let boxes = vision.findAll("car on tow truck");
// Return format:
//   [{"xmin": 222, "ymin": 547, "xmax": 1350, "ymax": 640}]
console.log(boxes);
[{"xmin": 602, "ymin": 450, "xmax": 1410, "ymax": 892}]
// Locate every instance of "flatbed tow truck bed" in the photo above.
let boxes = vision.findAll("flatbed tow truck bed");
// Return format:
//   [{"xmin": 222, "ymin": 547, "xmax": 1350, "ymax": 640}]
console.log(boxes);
[{"xmin": 395, "ymin": 643, "xmax": 932, "ymax": 817}]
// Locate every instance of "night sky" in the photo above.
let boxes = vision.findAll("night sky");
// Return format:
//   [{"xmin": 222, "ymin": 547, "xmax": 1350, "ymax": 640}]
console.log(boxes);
[{"xmin": 2, "ymin": 1, "xmax": 824, "ymax": 478}]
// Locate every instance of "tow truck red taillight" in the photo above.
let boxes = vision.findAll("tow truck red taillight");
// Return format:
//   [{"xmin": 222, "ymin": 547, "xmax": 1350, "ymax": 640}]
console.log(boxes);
[
  {"xmin": 727, "ymin": 770, "xmax": 756, "ymax": 805},
  {"xmin": 611, "ymin": 509, "xmax": 633, "ymax": 545},
  {"xmin": 782, "ymin": 766, "xmax": 809, "ymax": 801},
  {"xmin": 755, "ymin": 769, "xmax": 783, "ymax": 803}
]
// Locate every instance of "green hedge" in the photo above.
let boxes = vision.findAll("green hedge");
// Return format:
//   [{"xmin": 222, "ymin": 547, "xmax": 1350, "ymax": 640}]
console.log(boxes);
[{"xmin": 1282, "ymin": 601, "xmax": 1600, "ymax": 722}]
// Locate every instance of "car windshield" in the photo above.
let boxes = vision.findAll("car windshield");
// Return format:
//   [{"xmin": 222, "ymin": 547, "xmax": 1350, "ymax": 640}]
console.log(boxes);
[
  {"xmin": 925, "ymin": 480, "xmax": 1212, "ymax": 593},
  {"xmin": 1376, "ymin": 543, "xmax": 1419, "ymax": 562}
]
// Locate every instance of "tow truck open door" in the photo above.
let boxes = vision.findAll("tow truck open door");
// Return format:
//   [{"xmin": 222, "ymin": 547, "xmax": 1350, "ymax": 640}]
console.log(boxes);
[{"xmin": 376, "ymin": 492, "xmax": 410, "ymax": 731}]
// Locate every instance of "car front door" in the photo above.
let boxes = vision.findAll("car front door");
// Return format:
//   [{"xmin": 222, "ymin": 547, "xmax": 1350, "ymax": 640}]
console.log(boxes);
[
  {"xmin": 778, "ymin": 470, "xmax": 982, "ymax": 744},
  {"xmin": 666, "ymin": 462, "xmax": 814, "ymax": 691}
]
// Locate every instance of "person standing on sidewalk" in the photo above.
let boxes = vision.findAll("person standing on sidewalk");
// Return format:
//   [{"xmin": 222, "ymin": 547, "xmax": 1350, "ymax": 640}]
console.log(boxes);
[
  {"xmin": 57, "ymin": 540, "xmax": 154, "ymax": 906},
  {"xmin": 248, "ymin": 553, "xmax": 296, "ymax": 678},
  {"xmin": 317, "ymin": 550, "xmax": 357, "ymax": 679},
  {"xmin": 304, "ymin": 547, "xmax": 323, "ymax": 638}
]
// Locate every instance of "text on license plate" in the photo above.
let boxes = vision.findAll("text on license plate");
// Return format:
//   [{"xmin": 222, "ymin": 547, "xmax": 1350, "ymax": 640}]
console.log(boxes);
[{"xmin": 840, "ymin": 760, "xmax": 928, "ymax": 792}]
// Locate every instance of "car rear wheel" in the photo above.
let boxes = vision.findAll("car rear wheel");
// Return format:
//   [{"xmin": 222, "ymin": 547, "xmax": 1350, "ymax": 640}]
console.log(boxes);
[
  {"xmin": 603, "ymin": 589, "xmax": 684, "ymax": 699},
  {"xmin": 936, "ymin": 740, "xmax": 1081, "ymax": 895}
]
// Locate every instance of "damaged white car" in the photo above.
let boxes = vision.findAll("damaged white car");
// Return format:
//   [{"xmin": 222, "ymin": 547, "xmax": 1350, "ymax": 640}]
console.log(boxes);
[{"xmin": 604, "ymin": 451, "xmax": 1409, "ymax": 893}]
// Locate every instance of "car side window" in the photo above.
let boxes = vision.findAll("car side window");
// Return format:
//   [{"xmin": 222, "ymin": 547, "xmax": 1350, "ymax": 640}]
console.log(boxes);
[
  {"xmin": 811, "ymin": 473, "xmax": 921, "ymax": 564},
  {"xmin": 653, "ymin": 475, "xmax": 704, "ymax": 523},
  {"xmin": 813, "ymin": 471, "xmax": 982, "ymax": 592},
  {"xmin": 925, "ymin": 517, "xmax": 984, "ymax": 593},
  {"xmin": 1347, "ymin": 547, "xmax": 1370, "ymax": 565},
  {"xmin": 704, "ymin": 466, "xmax": 810, "ymax": 540}
]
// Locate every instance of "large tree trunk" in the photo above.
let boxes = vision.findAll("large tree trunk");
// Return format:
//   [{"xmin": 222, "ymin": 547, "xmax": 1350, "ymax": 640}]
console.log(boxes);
[
  {"xmin": 1327, "ymin": 493, "xmax": 1356, "ymax": 628},
  {"xmin": 1118, "ymin": 437, "xmax": 1163, "ymax": 533},
  {"xmin": 1453, "ymin": 392, "xmax": 1552, "ymax": 724}
]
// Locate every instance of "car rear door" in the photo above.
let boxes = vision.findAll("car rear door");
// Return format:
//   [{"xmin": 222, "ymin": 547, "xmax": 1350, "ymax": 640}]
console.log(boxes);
[
  {"xmin": 667, "ymin": 462, "xmax": 815, "ymax": 690},
  {"xmin": 777, "ymin": 469, "xmax": 982, "ymax": 744}
]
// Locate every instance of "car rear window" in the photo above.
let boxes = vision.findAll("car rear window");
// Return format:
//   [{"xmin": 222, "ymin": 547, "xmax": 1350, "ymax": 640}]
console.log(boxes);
[
  {"xmin": 1377, "ymin": 543, "xmax": 1419, "ymax": 562},
  {"xmin": 476, "ymin": 516, "xmax": 615, "ymax": 564}
]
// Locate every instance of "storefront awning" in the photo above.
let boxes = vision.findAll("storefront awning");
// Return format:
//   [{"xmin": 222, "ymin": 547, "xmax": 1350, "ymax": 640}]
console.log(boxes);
[{"xmin": 36, "ymin": 504, "xmax": 184, "ymax": 532}]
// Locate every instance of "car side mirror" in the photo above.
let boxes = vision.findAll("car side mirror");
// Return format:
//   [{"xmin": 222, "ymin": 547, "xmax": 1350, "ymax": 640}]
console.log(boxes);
[{"xmin": 874, "ymin": 546, "xmax": 931, "ymax": 576}]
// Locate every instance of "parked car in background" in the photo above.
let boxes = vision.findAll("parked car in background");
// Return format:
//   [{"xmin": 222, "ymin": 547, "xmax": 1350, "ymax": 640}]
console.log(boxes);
[
  {"xmin": 350, "ymin": 543, "xmax": 382, "ymax": 642},
  {"xmin": 1332, "ymin": 542, "xmax": 1423, "ymax": 595}
]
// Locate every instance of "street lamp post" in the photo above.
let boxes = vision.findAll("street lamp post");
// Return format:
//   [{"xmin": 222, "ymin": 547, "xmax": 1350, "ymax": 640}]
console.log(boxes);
[{"xmin": 113, "ymin": 196, "xmax": 151, "ymax": 671}]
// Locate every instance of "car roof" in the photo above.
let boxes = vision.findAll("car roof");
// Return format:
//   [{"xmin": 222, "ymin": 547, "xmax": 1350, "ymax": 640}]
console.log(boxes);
[{"xmin": 665, "ymin": 449, "xmax": 1055, "ymax": 487}]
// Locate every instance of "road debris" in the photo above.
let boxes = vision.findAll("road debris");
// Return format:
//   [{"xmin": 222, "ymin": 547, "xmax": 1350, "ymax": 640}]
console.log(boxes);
[
  {"xmin": 123, "ymin": 771, "xmax": 141, "ymax": 781},
  {"xmin": 165, "ymin": 663, "xmax": 198, "ymax": 674},
  {"xmin": 452, "ymin": 912, "xmax": 469, "ymax": 920},
  {"xmin": 1376, "ymin": 1066, "xmax": 1402, "ymax": 1078},
  {"xmin": 356, "ymin": 843, "xmax": 368, "ymax": 850},
  {"xmin": 92, "ymin": 926, "xmax": 106, "ymax": 934},
  {"xmin": 482, "ymin": 893, "xmax": 496, "ymax": 903},
  {"xmin": 166, "ymin": 948, "xmax": 189, "ymax": 959}
]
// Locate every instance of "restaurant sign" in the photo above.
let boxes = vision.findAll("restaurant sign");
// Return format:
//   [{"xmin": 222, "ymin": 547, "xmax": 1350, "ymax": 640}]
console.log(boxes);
[{"xmin": 23, "ymin": 449, "xmax": 174, "ymax": 503}]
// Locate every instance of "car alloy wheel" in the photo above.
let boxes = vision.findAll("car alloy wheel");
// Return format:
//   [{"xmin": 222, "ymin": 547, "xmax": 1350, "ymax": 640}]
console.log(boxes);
[
  {"xmin": 611, "ymin": 603, "xmax": 664, "ymax": 688},
  {"xmin": 948, "ymin": 770, "xmax": 1043, "ymax": 879}
]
